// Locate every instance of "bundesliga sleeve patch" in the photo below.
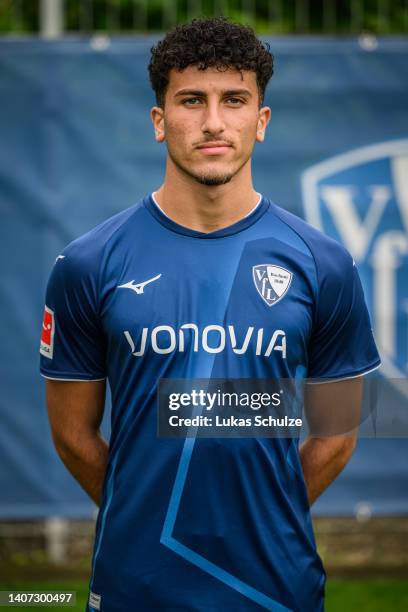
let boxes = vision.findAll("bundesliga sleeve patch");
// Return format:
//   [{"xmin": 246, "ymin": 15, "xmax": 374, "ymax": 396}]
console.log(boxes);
[{"xmin": 40, "ymin": 305, "xmax": 55, "ymax": 359}]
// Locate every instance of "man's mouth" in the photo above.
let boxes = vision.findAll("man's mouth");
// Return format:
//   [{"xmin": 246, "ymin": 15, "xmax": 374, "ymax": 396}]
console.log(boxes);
[{"xmin": 195, "ymin": 142, "xmax": 232, "ymax": 156}]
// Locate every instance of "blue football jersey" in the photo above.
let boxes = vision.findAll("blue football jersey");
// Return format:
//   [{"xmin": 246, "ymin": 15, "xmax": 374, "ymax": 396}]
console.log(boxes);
[{"xmin": 40, "ymin": 195, "xmax": 381, "ymax": 612}]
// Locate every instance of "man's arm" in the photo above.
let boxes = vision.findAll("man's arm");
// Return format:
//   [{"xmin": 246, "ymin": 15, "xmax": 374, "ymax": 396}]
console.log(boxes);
[
  {"xmin": 299, "ymin": 376, "xmax": 363, "ymax": 506},
  {"xmin": 45, "ymin": 379, "xmax": 109, "ymax": 506}
]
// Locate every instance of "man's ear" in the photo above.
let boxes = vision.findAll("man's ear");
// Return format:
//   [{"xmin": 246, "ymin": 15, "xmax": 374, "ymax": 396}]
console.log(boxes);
[
  {"xmin": 150, "ymin": 106, "xmax": 165, "ymax": 142},
  {"xmin": 256, "ymin": 106, "xmax": 271, "ymax": 143}
]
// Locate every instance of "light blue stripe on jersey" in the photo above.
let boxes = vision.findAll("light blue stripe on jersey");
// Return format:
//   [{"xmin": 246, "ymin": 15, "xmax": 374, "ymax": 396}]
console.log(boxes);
[
  {"xmin": 160, "ymin": 237, "xmax": 291, "ymax": 611},
  {"xmin": 161, "ymin": 430, "xmax": 291, "ymax": 611}
]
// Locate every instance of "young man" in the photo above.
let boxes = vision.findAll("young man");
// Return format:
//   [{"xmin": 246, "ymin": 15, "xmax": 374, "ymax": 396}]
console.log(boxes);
[{"xmin": 40, "ymin": 18, "xmax": 381, "ymax": 612}]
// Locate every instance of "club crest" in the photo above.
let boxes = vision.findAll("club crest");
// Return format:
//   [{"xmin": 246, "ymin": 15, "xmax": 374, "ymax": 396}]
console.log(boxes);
[
  {"xmin": 301, "ymin": 139, "xmax": 408, "ymax": 386},
  {"xmin": 253, "ymin": 264, "xmax": 293, "ymax": 307}
]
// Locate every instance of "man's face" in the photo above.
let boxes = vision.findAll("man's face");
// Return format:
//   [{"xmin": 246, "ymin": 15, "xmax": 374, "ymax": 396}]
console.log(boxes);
[{"xmin": 151, "ymin": 66, "xmax": 270, "ymax": 186}]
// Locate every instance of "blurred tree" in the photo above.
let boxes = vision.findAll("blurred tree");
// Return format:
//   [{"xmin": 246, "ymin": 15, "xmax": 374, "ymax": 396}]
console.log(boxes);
[{"xmin": 0, "ymin": 0, "xmax": 407, "ymax": 35}]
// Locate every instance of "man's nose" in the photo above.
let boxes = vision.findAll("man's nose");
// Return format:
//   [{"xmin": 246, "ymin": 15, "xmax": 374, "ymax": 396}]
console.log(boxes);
[{"xmin": 201, "ymin": 103, "xmax": 226, "ymax": 135}]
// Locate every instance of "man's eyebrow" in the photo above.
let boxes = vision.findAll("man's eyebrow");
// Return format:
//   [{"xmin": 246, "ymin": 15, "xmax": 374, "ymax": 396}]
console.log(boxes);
[
  {"xmin": 174, "ymin": 88, "xmax": 253, "ymax": 97},
  {"xmin": 174, "ymin": 89, "xmax": 206, "ymax": 97},
  {"xmin": 223, "ymin": 89, "xmax": 252, "ymax": 97}
]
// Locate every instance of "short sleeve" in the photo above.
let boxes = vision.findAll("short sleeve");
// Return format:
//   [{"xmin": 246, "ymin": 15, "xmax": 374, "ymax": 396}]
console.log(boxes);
[
  {"xmin": 39, "ymin": 251, "xmax": 106, "ymax": 381},
  {"xmin": 307, "ymin": 249, "xmax": 381, "ymax": 380}
]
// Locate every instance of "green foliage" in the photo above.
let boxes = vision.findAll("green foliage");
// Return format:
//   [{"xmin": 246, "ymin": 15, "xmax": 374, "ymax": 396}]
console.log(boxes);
[
  {"xmin": 0, "ymin": 0, "xmax": 39, "ymax": 34},
  {"xmin": 0, "ymin": 0, "xmax": 407, "ymax": 34}
]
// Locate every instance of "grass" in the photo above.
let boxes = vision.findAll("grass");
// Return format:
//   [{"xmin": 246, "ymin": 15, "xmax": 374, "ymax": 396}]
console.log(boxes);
[
  {"xmin": 0, "ymin": 579, "xmax": 407, "ymax": 610},
  {"xmin": 326, "ymin": 579, "xmax": 408, "ymax": 611},
  {"xmin": 0, "ymin": 583, "xmax": 88, "ymax": 611}
]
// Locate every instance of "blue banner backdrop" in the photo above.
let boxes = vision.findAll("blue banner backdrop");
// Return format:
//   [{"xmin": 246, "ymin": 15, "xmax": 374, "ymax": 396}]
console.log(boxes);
[{"xmin": 0, "ymin": 37, "xmax": 407, "ymax": 518}]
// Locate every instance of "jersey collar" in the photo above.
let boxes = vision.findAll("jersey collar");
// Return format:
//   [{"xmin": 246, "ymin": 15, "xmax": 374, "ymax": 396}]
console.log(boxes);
[{"xmin": 144, "ymin": 193, "xmax": 269, "ymax": 239}]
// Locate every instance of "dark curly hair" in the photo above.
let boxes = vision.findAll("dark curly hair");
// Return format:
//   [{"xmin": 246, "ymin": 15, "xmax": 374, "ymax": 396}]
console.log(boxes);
[{"xmin": 148, "ymin": 17, "xmax": 274, "ymax": 107}]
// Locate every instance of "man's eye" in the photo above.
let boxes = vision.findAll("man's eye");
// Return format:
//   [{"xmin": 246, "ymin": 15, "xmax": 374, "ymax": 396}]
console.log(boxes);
[
  {"xmin": 226, "ymin": 97, "xmax": 244, "ymax": 105},
  {"xmin": 183, "ymin": 98, "xmax": 202, "ymax": 106}
]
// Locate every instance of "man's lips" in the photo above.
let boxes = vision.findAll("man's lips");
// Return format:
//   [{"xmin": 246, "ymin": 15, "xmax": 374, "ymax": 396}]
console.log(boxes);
[{"xmin": 195, "ymin": 142, "xmax": 232, "ymax": 155}]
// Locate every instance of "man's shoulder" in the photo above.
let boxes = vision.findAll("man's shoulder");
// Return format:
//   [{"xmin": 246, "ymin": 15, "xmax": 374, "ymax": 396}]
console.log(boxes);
[
  {"xmin": 61, "ymin": 198, "xmax": 147, "ymax": 269},
  {"xmin": 268, "ymin": 200, "xmax": 353, "ymax": 275}
]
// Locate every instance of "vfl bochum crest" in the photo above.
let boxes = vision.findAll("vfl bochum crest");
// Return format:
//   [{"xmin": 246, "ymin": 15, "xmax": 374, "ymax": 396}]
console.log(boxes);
[
  {"xmin": 253, "ymin": 264, "xmax": 293, "ymax": 307},
  {"xmin": 301, "ymin": 139, "xmax": 408, "ymax": 385}
]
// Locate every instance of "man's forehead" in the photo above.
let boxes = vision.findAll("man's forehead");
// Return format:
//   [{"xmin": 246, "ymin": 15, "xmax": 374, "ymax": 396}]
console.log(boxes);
[{"xmin": 167, "ymin": 65, "xmax": 257, "ymax": 93}]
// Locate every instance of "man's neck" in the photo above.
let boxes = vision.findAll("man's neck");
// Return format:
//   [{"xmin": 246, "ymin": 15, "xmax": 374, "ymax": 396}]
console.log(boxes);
[{"xmin": 154, "ymin": 160, "xmax": 260, "ymax": 233}]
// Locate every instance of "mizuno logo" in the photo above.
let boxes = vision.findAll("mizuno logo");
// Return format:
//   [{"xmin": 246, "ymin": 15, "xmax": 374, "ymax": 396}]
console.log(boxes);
[{"xmin": 118, "ymin": 274, "xmax": 162, "ymax": 295}]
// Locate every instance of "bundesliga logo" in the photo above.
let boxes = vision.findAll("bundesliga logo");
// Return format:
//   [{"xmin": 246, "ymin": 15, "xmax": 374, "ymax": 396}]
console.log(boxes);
[
  {"xmin": 302, "ymin": 139, "xmax": 408, "ymax": 383},
  {"xmin": 40, "ymin": 305, "xmax": 55, "ymax": 359}
]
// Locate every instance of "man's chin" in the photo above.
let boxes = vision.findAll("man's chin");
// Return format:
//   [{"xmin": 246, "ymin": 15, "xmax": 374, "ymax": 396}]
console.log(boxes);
[
  {"xmin": 168, "ymin": 151, "xmax": 240, "ymax": 186},
  {"xmin": 189, "ymin": 163, "xmax": 236, "ymax": 186},
  {"xmin": 194, "ymin": 173, "xmax": 234, "ymax": 186}
]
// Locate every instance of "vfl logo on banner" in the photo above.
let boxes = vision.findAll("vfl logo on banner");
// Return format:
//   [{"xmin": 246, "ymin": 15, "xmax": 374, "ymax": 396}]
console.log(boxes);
[
  {"xmin": 301, "ymin": 139, "xmax": 408, "ymax": 382},
  {"xmin": 253, "ymin": 265, "xmax": 292, "ymax": 307}
]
